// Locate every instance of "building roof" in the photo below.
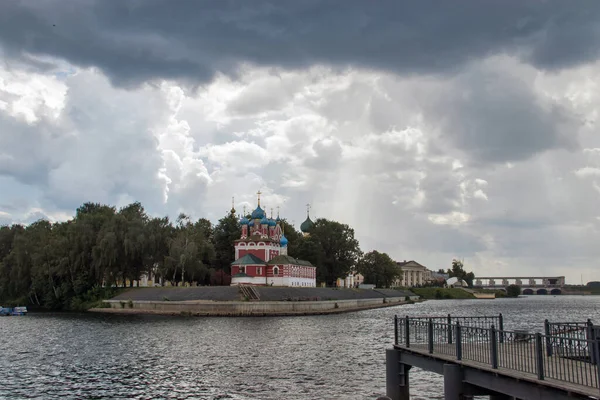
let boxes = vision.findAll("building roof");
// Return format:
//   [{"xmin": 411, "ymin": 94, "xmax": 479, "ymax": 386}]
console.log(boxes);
[
  {"xmin": 300, "ymin": 216, "xmax": 314, "ymax": 233},
  {"xmin": 268, "ymin": 254, "xmax": 314, "ymax": 267},
  {"xmin": 251, "ymin": 205, "xmax": 266, "ymax": 220},
  {"xmin": 396, "ymin": 260, "xmax": 426, "ymax": 268},
  {"xmin": 231, "ymin": 253, "xmax": 266, "ymax": 266}
]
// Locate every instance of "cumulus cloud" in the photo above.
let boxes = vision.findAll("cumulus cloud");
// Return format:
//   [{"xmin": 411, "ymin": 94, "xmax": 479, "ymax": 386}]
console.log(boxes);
[{"xmin": 2, "ymin": 3, "xmax": 600, "ymax": 283}]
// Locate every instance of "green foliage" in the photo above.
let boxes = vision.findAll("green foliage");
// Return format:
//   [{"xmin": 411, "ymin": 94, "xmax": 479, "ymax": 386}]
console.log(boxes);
[
  {"xmin": 293, "ymin": 219, "xmax": 361, "ymax": 286},
  {"xmin": 0, "ymin": 201, "xmax": 401, "ymax": 308},
  {"xmin": 0, "ymin": 201, "xmax": 225, "ymax": 311},
  {"xmin": 447, "ymin": 259, "xmax": 475, "ymax": 287},
  {"xmin": 212, "ymin": 213, "xmax": 240, "ymax": 274},
  {"xmin": 356, "ymin": 250, "xmax": 401, "ymax": 288},
  {"xmin": 506, "ymin": 284, "xmax": 521, "ymax": 298}
]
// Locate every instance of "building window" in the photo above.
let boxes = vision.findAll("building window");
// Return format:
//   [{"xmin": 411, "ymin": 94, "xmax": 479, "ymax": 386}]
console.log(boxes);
[
  {"xmin": 273, "ymin": 266, "xmax": 279, "ymax": 276},
  {"xmin": 240, "ymin": 266, "xmax": 245, "ymax": 274},
  {"xmin": 257, "ymin": 267, "xmax": 262, "ymax": 275}
]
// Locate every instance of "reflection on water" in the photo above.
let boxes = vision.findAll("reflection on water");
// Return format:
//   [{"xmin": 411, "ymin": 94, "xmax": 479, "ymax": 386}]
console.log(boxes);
[{"xmin": 1, "ymin": 296, "xmax": 599, "ymax": 399}]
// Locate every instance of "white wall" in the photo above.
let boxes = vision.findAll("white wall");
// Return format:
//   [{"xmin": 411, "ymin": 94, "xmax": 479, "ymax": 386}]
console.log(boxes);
[{"xmin": 232, "ymin": 276, "xmax": 316, "ymax": 287}]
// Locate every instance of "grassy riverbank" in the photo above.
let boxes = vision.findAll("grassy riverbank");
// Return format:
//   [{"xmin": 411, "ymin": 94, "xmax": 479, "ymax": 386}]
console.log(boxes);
[{"xmin": 410, "ymin": 288, "xmax": 475, "ymax": 299}]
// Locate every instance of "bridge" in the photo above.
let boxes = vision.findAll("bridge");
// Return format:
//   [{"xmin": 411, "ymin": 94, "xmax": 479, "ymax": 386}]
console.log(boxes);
[
  {"xmin": 473, "ymin": 276, "xmax": 566, "ymax": 295},
  {"xmin": 385, "ymin": 314, "xmax": 600, "ymax": 400}
]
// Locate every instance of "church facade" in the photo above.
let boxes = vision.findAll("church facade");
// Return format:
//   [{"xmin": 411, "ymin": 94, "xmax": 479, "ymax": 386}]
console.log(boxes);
[{"xmin": 230, "ymin": 192, "xmax": 317, "ymax": 287}]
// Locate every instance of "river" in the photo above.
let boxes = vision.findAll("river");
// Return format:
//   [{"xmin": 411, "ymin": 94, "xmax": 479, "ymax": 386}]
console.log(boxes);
[{"xmin": 1, "ymin": 296, "xmax": 599, "ymax": 399}]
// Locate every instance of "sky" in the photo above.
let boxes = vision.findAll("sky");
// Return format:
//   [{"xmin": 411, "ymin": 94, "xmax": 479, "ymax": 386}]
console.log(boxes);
[{"xmin": 1, "ymin": 0, "xmax": 600, "ymax": 283}]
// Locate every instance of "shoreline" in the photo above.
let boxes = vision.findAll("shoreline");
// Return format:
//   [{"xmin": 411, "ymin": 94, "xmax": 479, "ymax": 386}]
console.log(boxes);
[{"xmin": 90, "ymin": 297, "xmax": 423, "ymax": 317}]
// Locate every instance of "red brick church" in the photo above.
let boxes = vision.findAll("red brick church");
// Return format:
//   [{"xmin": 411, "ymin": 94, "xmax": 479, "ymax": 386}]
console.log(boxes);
[{"xmin": 230, "ymin": 192, "xmax": 317, "ymax": 287}]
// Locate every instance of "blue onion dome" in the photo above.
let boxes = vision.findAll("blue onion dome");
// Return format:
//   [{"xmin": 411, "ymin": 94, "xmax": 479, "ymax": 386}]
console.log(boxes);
[
  {"xmin": 268, "ymin": 219, "xmax": 276, "ymax": 227},
  {"xmin": 280, "ymin": 235, "xmax": 288, "ymax": 247},
  {"xmin": 251, "ymin": 206, "xmax": 265, "ymax": 220},
  {"xmin": 300, "ymin": 216, "xmax": 314, "ymax": 233},
  {"xmin": 261, "ymin": 216, "xmax": 269, "ymax": 225},
  {"xmin": 240, "ymin": 217, "xmax": 249, "ymax": 225},
  {"xmin": 276, "ymin": 216, "xmax": 281, "ymax": 222},
  {"xmin": 248, "ymin": 220, "xmax": 254, "ymax": 227}
]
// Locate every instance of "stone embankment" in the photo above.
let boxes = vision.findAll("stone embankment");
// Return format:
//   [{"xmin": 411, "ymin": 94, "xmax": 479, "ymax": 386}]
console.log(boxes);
[{"xmin": 91, "ymin": 287, "xmax": 419, "ymax": 316}]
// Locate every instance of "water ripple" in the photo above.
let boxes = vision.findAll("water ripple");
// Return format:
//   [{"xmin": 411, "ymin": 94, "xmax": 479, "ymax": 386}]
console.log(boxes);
[{"xmin": 1, "ymin": 296, "xmax": 599, "ymax": 399}]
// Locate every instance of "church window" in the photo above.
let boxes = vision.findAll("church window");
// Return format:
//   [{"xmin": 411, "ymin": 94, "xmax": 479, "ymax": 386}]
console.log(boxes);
[
  {"xmin": 240, "ymin": 266, "xmax": 245, "ymax": 274},
  {"xmin": 257, "ymin": 267, "xmax": 262, "ymax": 275},
  {"xmin": 273, "ymin": 266, "xmax": 279, "ymax": 276}
]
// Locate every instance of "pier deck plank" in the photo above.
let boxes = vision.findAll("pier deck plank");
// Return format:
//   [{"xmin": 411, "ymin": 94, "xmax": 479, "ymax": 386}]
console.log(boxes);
[{"xmin": 395, "ymin": 342, "xmax": 600, "ymax": 398}]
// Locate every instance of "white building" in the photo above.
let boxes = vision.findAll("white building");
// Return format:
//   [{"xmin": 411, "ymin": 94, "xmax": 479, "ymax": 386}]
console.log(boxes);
[{"xmin": 396, "ymin": 260, "xmax": 431, "ymax": 287}]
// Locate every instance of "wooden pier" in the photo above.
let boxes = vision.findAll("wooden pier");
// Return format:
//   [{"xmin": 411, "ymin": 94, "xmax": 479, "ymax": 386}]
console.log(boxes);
[{"xmin": 386, "ymin": 315, "xmax": 600, "ymax": 400}]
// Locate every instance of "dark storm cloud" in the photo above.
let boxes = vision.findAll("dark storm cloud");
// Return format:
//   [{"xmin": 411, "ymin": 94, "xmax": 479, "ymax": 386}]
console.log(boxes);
[
  {"xmin": 1, "ymin": 0, "xmax": 600, "ymax": 86},
  {"xmin": 429, "ymin": 61, "xmax": 581, "ymax": 164}
]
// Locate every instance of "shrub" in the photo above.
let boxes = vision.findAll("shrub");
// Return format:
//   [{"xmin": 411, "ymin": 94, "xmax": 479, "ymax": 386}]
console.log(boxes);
[{"xmin": 506, "ymin": 285, "xmax": 521, "ymax": 298}]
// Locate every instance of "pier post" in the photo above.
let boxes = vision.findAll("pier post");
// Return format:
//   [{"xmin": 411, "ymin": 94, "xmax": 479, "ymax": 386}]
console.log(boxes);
[
  {"xmin": 443, "ymin": 363, "xmax": 463, "ymax": 400},
  {"xmin": 544, "ymin": 319, "xmax": 552, "ymax": 356},
  {"xmin": 386, "ymin": 349, "xmax": 410, "ymax": 400}
]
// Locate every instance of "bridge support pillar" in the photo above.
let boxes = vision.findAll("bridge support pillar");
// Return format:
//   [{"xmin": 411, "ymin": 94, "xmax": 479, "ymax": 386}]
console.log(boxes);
[
  {"xmin": 386, "ymin": 349, "xmax": 410, "ymax": 400},
  {"xmin": 443, "ymin": 363, "xmax": 467, "ymax": 400}
]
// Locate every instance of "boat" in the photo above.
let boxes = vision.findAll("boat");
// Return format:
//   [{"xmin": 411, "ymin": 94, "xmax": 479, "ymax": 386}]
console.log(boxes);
[{"xmin": 0, "ymin": 306, "xmax": 28, "ymax": 316}]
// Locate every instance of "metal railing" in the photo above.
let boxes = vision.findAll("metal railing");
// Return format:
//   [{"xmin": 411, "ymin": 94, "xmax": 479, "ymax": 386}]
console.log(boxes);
[
  {"xmin": 394, "ymin": 314, "xmax": 503, "ymax": 346},
  {"xmin": 544, "ymin": 319, "xmax": 598, "ymax": 363},
  {"xmin": 394, "ymin": 315, "xmax": 600, "ymax": 392}
]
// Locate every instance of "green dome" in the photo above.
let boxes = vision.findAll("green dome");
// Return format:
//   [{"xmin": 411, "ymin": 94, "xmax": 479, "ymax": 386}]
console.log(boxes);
[{"xmin": 300, "ymin": 216, "xmax": 314, "ymax": 233}]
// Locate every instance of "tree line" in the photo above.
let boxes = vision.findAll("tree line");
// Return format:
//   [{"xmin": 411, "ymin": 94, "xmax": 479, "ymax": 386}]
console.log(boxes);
[{"xmin": 0, "ymin": 201, "xmax": 404, "ymax": 310}]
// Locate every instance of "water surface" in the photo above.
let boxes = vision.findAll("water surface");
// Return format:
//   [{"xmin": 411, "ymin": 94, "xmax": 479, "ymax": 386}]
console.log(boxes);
[{"xmin": 1, "ymin": 296, "xmax": 599, "ymax": 399}]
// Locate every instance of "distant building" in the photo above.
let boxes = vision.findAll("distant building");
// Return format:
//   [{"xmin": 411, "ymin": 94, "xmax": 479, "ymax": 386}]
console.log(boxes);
[
  {"xmin": 429, "ymin": 271, "xmax": 449, "ymax": 285},
  {"xmin": 230, "ymin": 192, "xmax": 317, "ymax": 287},
  {"xmin": 396, "ymin": 260, "xmax": 431, "ymax": 287}
]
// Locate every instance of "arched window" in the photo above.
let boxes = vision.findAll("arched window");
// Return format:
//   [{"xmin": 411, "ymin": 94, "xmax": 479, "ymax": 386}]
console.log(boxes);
[{"xmin": 273, "ymin": 266, "xmax": 279, "ymax": 276}]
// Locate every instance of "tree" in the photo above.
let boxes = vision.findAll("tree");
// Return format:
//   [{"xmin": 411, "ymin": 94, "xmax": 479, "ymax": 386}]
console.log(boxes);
[
  {"xmin": 357, "ymin": 250, "xmax": 401, "ymax": 288},
  {"xmin": 144, "ymin": 217, "xmax": 173, "ymax": 285},
  {"xmin": 447, "ymin": 259, "xmax": 475, "ymax": 287},
  {"xmin": 506, "ymin": 284, "xmax": 521, "ymax": 298},
  {"xmin": 120, "ymin": 202, "xmax": 148, "ymax": 287},
  {"xmin": 212, "ymin": 213, "xmax": 241, "ymax": 276},
  {"xmin": 165, "ymin": 214, "xmax": 214, "ymax": 286},
  {"xmin": 294, "ymin": 219, "xmax": 361, "ymax": 286}
]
